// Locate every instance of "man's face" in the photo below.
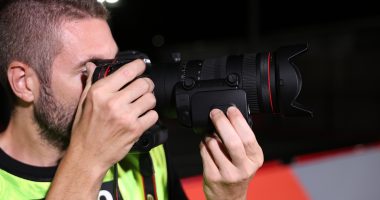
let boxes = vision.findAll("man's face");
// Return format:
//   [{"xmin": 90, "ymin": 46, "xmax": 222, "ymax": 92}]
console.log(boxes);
[{"xmin": 34, "ymin": 18, "xmax": 118, "ymax": 150}]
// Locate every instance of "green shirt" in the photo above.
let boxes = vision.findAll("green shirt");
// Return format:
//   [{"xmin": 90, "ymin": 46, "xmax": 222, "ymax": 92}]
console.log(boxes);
[{"xmin": 0, "ymin": 145, "xmax": 168, "ymax": 200}]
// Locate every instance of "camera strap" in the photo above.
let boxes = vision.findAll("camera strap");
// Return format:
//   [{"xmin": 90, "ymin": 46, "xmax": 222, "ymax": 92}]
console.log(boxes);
[{"xmin": 139, "ymin": 152, "xmax": 158, "ymax": 200}]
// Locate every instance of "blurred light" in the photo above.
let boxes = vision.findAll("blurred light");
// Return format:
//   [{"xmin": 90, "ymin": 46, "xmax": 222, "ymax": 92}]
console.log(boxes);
[
  {"xmin": 97, "ymin": 0, "xmax": 119, "ymax": 3},
  {"xmin": 106, "ymin": 0, "xmax": 119, "ymax": 3}
]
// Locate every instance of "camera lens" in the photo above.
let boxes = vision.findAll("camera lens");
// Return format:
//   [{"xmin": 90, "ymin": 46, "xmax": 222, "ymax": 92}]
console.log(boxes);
[
  {"xmin": 91, "ymin": 45, "xmax": 312, "ymax": 148},
  {"xmin": 93, "ymin": 44, "xmax": 312, "ymax": 131},
  {"xmin": 151, "ymin": 44, "xmax": 312, "ymax": 119}
]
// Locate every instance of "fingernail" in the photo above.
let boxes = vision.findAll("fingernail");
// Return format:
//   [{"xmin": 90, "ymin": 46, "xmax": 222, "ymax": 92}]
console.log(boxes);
[
  {"xmin": 85, "ymin": 62, "xmax": 95, "ymax": 73},
  {"xmin": 81, "ymin": 66, "xmax": 88, "ymax": 77},
  {"xmin": 210, "ymin": 109, "xmax": 221, "ymax": 118},
  {"xmin": 227, "ymin": 106, "xmax": 238, "ymax": 115},
  {"xmin": 203, "ymin": 136, "xmax": 213, "ymax": 144}
]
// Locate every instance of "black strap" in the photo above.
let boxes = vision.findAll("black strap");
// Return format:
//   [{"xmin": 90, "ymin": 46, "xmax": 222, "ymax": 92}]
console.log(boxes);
[
  {"xmin": 163, "ymin": 143, "xmax": 189, "ymax": 200},
  {"xmin": 139, "ymin": 153, "xmax": 157, "ymax": 200}
]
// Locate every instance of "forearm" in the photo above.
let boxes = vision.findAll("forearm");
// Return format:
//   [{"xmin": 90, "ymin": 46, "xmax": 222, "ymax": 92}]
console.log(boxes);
[
  {"xmin": 46, "ymin": 148, "xmax": 108, "ymax": 200},
  {"xmin": 206, "ymin": 194, "xmax": 246, "ymax": 200},
  {"xmin": 203, "ymin": 178, "xmax": 248, "ymax": 200}
]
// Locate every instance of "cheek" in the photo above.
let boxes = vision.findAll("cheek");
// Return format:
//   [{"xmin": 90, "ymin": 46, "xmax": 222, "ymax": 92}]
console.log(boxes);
[
  {"xmin": 67, "ymin": 76, "xmax": 85, "ymax": 105},
  {"xmin": 52, "ymin": 74, "xmax": 84, "ymax": 107}
]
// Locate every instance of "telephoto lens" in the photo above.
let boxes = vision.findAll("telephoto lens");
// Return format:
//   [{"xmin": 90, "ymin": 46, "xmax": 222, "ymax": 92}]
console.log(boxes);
[{"xmin": 93, "ymin": 44, "xmax": 312, "ymax": 136}]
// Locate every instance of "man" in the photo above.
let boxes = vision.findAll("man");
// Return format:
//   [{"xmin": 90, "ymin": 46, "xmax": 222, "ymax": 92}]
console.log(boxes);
[{"xmin": 0, "ymin": 0, "xmax": 263, "ymax": 199}]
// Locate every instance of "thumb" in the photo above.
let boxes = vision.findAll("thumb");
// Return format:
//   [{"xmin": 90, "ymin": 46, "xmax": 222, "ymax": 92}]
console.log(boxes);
[
  {"xmin": 81, "ymin": 62, "xmax": 96, "ymax": 100},
  {"xmin": 73, "ymin": 62, "xmax": 96, "ymax": 125}
]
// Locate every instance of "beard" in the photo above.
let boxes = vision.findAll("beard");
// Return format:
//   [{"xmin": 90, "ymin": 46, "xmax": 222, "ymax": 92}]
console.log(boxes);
[{"xmin": 33, "ymin": 84, "xmax": 77, "ymax": 151}]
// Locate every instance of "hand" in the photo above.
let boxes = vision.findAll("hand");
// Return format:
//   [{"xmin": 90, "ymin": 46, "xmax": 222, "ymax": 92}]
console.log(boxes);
[
  {"xmin": 47, "ymin": 59, "xmax": 158, "ymax": 199},
  {"xmin": 200, "ymin": 106, "xmax": 264, "ymax": 200},
  {"xmin": 69, "ymin": 59, "xmax": 158, "ymax": 173}
]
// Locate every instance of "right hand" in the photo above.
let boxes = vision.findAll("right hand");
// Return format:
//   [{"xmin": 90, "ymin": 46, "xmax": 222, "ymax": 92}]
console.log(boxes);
[{"xmin": 68, "ymin": 59, "xmax": 158, "ymax": 173}]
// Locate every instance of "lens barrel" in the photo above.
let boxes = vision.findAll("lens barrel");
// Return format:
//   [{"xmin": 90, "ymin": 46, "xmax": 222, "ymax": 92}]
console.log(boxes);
[{"xmin": 93, "ymin": 44, "xmax": 313, "ymax": 128}]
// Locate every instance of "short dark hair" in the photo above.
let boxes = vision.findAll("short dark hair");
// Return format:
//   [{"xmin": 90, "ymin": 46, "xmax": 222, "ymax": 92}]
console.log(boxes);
[{"xmin": 0, "ymin": 0, "xmax": 109, "ymax": 113}]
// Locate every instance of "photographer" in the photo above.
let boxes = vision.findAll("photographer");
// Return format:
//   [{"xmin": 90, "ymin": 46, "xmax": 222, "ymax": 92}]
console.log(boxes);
[{"xmin": 0, "ymin": 0, "xmax": 263, "ymax": 199}]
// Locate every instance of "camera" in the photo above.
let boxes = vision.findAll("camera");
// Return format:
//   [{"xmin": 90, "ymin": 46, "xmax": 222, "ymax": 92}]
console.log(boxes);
[{"xmin": 92, "ymin": 44, "xmax": 312, "ymax": 152}]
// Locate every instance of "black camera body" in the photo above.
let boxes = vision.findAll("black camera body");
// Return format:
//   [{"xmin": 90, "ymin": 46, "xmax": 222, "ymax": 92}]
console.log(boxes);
[{"xmin": 92, "ymin": 45, "xmax": 313, "ymax": 152}]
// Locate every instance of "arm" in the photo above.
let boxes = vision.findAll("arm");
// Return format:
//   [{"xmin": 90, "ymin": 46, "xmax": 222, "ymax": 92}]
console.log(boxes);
[
  {"xmin": 46, "ymin": 60, "xmax": 158, "ymax": 199},
  {"xmin": 200, "ymin": 107, "xmax": 264, "ymax": 200}
]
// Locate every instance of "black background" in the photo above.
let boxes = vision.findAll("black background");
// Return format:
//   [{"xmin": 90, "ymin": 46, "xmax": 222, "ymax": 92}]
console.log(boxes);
[
  {"xmin": 1, "ymin": 0, "xmax": 380, "ymax": 178},
  {"xmin": 106, "ymin": 0, "xmax": 380, "ymax": 177}
]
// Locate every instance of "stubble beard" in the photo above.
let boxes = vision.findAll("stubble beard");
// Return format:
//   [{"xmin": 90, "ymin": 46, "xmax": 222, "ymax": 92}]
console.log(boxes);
[{"xmin": 33, "ymin": 84, "xmax": 77, "ymax": 151}]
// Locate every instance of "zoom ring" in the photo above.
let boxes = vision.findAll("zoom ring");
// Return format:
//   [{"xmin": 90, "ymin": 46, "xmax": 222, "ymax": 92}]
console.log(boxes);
[{"xmin": 242, "ymin": 53, "xmax": 260, "ymax": 113}]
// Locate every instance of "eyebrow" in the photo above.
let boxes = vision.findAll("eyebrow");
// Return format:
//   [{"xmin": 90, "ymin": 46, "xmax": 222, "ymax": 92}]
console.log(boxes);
[
  {"xmin": 78, "ymin": 56, "xmax": 105, "ymax": 68},
  {"xmin": 77, "ymin": 49, "xmax": 119, "ymax": 68}
]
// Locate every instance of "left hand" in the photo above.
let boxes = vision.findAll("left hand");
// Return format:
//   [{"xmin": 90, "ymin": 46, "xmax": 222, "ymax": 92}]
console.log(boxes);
[{"xmin": 200, "ymin": 106, "xmax": 264, "ymax": 200}]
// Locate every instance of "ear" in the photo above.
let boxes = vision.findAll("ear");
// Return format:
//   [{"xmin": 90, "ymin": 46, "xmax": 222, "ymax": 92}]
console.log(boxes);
[{"xmin": 7, "ymin": 61, "xmax": 39, "ymax": 103}]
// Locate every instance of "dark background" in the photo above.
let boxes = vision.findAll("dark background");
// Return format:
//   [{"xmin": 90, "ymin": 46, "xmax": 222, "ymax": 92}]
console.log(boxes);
[
  {"xmin": 106, "ymin": 0, "xmax": 380, "ymax": 177},
  {"xmin": 2, "ymin": 0, "xmax": 380, "ymax": 178}
]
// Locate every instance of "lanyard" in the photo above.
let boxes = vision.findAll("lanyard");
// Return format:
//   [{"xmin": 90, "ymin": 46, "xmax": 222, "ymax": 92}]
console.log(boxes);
[
  {"xmin": 139, "ymin": 153, "xmax": 158, "ymax": 200},
  {"xmin": 113, "ymin": 153, "xmax": 158, "ymax": 200}
]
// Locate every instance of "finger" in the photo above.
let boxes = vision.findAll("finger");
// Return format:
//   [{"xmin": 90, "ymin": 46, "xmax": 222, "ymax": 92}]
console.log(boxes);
[
  {"xmin": 200, "ymin": 140, "xmax": 220, "ymax": 180},
  {"xmin": 81, "ymin": 62, "xmax": 96, "ymax": 102},
  {"xmin": 137, "ymin": 109, "xmax": 159, "ymax": 132},
  {"xmin": 116, "ymin": 77, "xmax": 154, "ymax": 103},
  {"xmin": 209, "ymin": 109, "xmax": 246, "ymax": 166},
  {"xmin": 212, "ymin": 133, "xmax": 231, "ymax": 160},
  {"xmin": 226, "ymin": 106, "xmax": 261, "ymax": 160},
  {"xmin": 203, "ymin": 136, "xmax": 235, "ymax": 171},
  {"xmin": 74, "ymin": 62, "xmax": 96, "ymax": 124},
  {"xmin": 95, "ymin": 59, "xmax": 146, "ymax": 92},
  {"xmin": 128, "ymin": 92, "xmax": 156, "ymax": 117}
]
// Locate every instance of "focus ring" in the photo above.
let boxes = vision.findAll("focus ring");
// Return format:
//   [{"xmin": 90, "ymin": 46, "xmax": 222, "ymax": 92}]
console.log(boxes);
[{"xmin": 242, "ymin": 53, "xmax": 259, "ymax": 113}]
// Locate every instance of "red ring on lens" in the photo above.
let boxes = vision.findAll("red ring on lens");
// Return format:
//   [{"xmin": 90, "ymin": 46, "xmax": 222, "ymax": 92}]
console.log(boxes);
[{"xmin": 268, "ymin": 52, "xmax": 274, "ymax": 112}]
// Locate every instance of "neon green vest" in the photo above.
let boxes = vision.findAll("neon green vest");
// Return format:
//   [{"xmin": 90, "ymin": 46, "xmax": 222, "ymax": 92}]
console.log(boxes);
[{"xmin": 0, "ymin": 145, "xmax": 168, "ymax": 200}]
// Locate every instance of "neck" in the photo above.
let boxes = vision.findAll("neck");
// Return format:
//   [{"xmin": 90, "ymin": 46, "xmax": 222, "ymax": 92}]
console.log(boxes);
[{"xmin": 0, "ymin": 106, "xmax": 64, "ymax": 167}]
